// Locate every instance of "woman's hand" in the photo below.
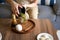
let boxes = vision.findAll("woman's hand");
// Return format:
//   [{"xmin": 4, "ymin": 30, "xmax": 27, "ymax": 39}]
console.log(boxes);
[{"xmin": 11, "ymin": 1, "xmax": 22, "ymax": 16}]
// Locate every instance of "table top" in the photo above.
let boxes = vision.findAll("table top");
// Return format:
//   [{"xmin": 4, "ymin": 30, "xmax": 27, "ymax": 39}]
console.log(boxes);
[{"xmin": 0, "ymin": 19, "xmax": 58, "ymax": 40}]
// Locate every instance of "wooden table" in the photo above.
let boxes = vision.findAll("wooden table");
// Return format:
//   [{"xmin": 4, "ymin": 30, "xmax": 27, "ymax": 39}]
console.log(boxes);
[{"xmin": 0, "ymin": 19, "xmax": 58, "ymax": 40}]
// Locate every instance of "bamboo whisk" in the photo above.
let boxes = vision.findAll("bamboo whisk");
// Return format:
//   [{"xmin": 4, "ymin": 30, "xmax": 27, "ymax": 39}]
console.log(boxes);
[{"xmin": 12, "ymin": 14, "xmax": 17, "ymax": 25}]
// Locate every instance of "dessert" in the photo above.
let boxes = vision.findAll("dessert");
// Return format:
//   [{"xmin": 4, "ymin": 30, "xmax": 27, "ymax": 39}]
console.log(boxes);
[{"xmin": 16, "ymin": 24, "xmax": 22, "ymax": 31}]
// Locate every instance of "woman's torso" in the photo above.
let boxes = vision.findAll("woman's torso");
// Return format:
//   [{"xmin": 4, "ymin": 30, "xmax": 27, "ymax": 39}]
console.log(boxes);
[{"xmin": 16, "ymin": 0, "xmax": 34, "ymax": 4}]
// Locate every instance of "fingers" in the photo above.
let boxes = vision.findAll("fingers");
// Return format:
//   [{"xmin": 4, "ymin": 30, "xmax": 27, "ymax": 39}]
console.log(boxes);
[
  {"xmin": 12, "ymin": 9, "xmax": 17, "ymax": 17},
  {"xmin": 18, "ymin": 4, "xmax": 23, "ymax": 8},
  {"xmin": 16, "ymin": 6, "xmax": 20, "ymax": 14},
  {"xmin": 11, "ymin": 4, "xmax": 23, "ymax": 17},
  {"xmin": 11, "ymin": 6, "xmax": 19, "ymax": 17}
]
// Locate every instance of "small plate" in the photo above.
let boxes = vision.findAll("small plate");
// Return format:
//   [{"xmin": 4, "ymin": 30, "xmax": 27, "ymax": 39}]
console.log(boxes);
[{"xmin": 37, "ymin": 33, "xmax": 54, "ymax": 40}]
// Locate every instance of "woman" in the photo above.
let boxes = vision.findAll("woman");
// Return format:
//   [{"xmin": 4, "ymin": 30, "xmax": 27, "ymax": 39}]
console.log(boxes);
[{"xmin": 6, "ymin": 0, "xmax": 38, "ymax": 19}]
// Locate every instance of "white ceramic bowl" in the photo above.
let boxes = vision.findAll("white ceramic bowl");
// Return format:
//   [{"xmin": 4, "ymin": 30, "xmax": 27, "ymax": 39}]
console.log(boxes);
[{"xmin": 37, "ymin": 33, "xmax": 54, "ymax": 40}]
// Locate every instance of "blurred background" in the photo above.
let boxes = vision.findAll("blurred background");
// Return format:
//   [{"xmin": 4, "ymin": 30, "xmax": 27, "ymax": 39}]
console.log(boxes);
[{"xmin": 0, "ymin": 0, "xmax": 60, "ymax": 30}]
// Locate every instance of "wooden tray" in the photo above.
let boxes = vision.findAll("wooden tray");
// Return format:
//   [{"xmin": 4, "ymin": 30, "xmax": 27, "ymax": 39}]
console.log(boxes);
[{"xmin": 11, "ymin": 20, "xmax": 35, "ymax": 34}]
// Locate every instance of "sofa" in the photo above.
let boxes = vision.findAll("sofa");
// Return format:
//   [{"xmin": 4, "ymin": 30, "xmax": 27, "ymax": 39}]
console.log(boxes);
[{"xmin": 0, "ymin": 0, "xmax": 60, "ymax": 29}]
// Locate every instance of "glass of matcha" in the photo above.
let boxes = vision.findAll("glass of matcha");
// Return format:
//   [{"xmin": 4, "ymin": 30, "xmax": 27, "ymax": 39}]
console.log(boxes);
[{"xmin": 18, "ymin": 7, "xmax": 27, "ymax": 23}]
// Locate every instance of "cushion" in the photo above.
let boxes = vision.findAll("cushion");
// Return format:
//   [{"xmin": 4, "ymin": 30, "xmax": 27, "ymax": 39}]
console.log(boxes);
[
  {"xmin": 38, "ymin": 5, "xmax": 55, "ymax": 21},
  {"xmin": 39, "ymin": 0, "xmax": 56, "ymax": 5},
  {"xmin": 0, "ymin": 0, "xmax": 5, "ymax": 3},
  {"xmin": 0, "ymin": 5, "xmax": 11, "ymax": 18}
]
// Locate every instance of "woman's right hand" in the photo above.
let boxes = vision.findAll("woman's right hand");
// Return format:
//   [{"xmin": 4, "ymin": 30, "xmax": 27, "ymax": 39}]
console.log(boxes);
[{"xmin": 11, "ymin": 1, "xmax": 22, "ymax": 16}]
